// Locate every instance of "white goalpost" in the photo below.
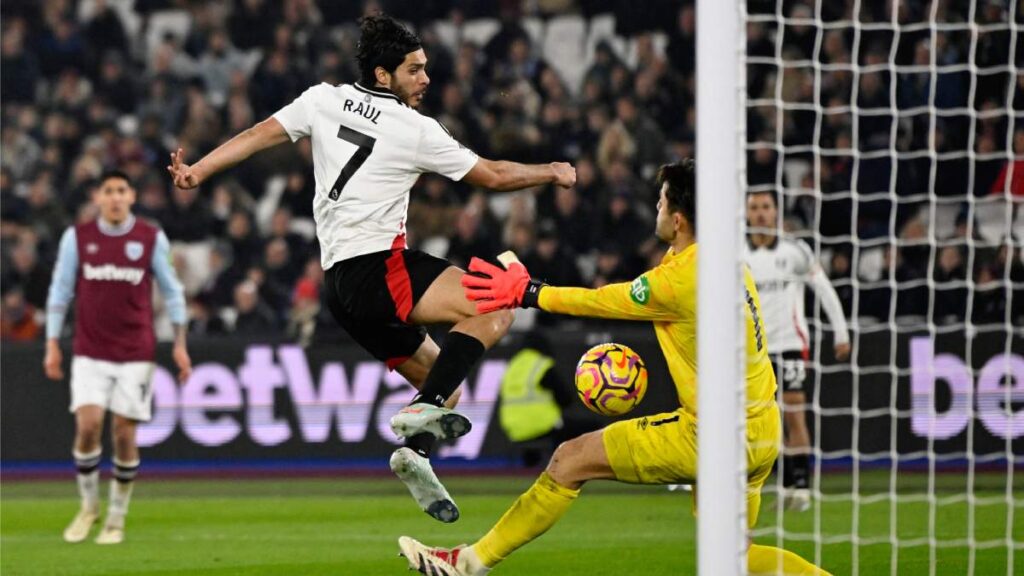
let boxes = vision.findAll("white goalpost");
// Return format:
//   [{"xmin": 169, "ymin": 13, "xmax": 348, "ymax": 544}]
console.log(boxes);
[
  {"xmin": 696, "ymin": 0, "xmax": 748, "ymax": 574},
  {"xmin": 737, "ymin": 1, "xmax": 1021, "ymax": 575},
  {"xmin": 700, "ymin": 0, "xmax": 1021, "ymax": 574}
]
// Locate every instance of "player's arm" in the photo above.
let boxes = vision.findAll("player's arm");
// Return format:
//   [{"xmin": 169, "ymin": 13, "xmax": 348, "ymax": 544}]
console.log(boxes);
[
  {"xmin": 463, "ymin": 158, "xmax": 576, "ymax": 191},
  {"xmin": 43, "ymin": 228, "xmax": 78, "ymax": 380},
  {"xmin": 462, "ymin": 257, "xmax": 683, "ymax": 321},
  {"xmin": 167, "ymin": 117, "xmax": 290, "ymax": 189},
  {"xmin": 416, "ymin": 118, "xmax": 576, "ymax": 191},
  {"xmin": 807, "ymin": 266, "xmax": 851, "ymax": 358},
  {"xmin": 151, "ymin": 231, "xmax": 192, "ymax": 382},
  {"xmin": 796, "ymin": 242, "xmax": 851, "ymax": 359}
]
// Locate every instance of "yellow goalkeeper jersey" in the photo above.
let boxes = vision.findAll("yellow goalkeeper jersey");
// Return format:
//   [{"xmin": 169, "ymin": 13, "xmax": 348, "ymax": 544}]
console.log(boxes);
[{"xmin": 538, "ymin": 242, "xmax": 777, "ymax": 418}]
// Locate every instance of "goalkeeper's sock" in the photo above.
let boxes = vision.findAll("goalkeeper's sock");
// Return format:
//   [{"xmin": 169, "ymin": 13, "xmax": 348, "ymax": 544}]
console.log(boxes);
[
  {"xmin": 472, "ymin": 472, "xmax": 580, "ymax": 568},
  {"xmin": 73, "ymin": 448, "xmax": 102, "ymax": 512},
  {"xmin": 107, "ymin": 458, "xmax": 139, "ymax": 522},
  {"xmin": 410, "ymin": 332, "xmax": 485, "ymax": 408},
  {"xmin": 748, "ymin": 544, "xmax": 832, "ymax": 575}
]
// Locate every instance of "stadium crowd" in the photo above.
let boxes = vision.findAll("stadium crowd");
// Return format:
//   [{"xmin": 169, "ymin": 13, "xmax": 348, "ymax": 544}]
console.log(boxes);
[{"xmin": 1, "ymin": 0, "xmax": 1021, "ymax": 343}]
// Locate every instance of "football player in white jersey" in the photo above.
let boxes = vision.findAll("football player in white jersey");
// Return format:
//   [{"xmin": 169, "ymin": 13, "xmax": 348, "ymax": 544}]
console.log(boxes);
[
  {"xmin": 167, "ymin": 15, "xmax": 576, "ymax": 523},
  {"xmin": 745, "ymin": 191, "xmax": 850, "ymax": 511}
]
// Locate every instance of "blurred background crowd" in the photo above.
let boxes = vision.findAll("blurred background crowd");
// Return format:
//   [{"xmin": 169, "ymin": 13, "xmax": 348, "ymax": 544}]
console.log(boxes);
[{"xmin": 1, "ymin": 0, "xmax": 1021, "ymax": 343}]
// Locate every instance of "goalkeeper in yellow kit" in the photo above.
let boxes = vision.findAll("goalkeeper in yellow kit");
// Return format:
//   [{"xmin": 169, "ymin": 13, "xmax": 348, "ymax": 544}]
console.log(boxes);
[{"xmin": 399, "ymin": 161, "xmax": 830, "ymax": 575}]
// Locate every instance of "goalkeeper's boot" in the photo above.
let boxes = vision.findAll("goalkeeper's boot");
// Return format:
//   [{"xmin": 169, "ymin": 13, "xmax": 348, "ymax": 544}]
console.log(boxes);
[
  {"xmin": 62, "ymin": 506, "xmax": 99, "ymax": 543},
  {"xmin": 785, "ymin": 488, "xmax": 812, "ymax": 512},
  {"xmin": 398, "ymin": 536, "xmax": 489, "ymax": 576},
  {"xmin": 95, "ymin": 514, "xmax": 124, "ymax": 545},
  {"xmin": 390, "ymin": 448, "xmax": 459, "ymax": 523},
  {"xmin": 390, "ymin": 402, "xmax": 472, "ymax": 441}
]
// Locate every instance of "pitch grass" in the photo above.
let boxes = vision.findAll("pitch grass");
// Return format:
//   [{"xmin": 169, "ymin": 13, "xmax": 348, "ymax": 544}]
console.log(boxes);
[{"xmin": 1, "ymin": 471, "xmax": 1020, "ymax": 575}]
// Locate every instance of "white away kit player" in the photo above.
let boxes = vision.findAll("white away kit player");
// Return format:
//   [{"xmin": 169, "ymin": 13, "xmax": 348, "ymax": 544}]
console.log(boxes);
[
  {"xmin": 745, "ymin": 190, "xmax": 850, "ymax": 511},
  {"xmin": 166, "ymin": 14, "xmax": 576, "ymax": 522}
]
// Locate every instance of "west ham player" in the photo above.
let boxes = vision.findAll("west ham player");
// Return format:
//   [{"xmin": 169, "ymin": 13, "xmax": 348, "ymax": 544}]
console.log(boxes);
[
  {"xmin": 400, "ymin": 162, "xmax": 830, "ymax": 576},
  {"xmin": 745, "ymin": 190, "xmax": 850, "ymax": 511},
  {"xmin": 44, "ymin": 170, "xmax": 192, "ymax": 544},
  {"xmin": 166, "ymin": 14, "xmax": 575, "ymax": 522}
]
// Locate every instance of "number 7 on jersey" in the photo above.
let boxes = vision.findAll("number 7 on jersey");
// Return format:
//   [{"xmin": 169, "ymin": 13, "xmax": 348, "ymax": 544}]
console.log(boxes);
[{"xmin": 329, "ymin": 125, "xmax": 377, "ymax": 200}]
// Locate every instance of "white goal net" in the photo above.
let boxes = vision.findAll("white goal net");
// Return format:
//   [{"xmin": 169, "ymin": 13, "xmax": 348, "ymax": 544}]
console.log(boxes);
[{"xmin": 743, "ymin": 1, "xmax": 1022, "ymax": 574}]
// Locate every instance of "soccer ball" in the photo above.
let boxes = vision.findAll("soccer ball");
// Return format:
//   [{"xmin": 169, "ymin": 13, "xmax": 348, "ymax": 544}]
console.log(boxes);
[{"xmin": 574, "ymin": 343, "xmax": 648, "ymax": 416}]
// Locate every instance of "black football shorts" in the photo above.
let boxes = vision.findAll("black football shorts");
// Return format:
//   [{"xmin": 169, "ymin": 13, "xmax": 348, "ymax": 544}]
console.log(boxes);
[
  {"xmin": 771, "ymin": 350, "xmax": 808, "ymax": 393},
  {"xmin": 325, "ymin": 248, "xmax": 451, "ymax": 370}
]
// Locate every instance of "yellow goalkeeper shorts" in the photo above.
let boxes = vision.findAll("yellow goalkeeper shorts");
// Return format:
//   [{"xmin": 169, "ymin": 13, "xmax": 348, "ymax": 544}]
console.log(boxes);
[{"xmin": 602, "ymin": 402, "xmax": 780, "ymax": 529}]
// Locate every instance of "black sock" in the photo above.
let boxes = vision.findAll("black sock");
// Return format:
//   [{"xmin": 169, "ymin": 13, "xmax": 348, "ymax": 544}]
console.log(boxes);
[
  {"xmin": 410, "ymin": 332, "xmax": 486, "ymax": 407},
  {"xmin": 782, "ymin": 455, "xmax": 795, "ymax": 488},
  {"xmin": 405, "ymin": 432, "xmax": 435, "ymax": 458},
  {"xmin": 790, "ymin": 454, "xmax": 810, "ymax": 489}
]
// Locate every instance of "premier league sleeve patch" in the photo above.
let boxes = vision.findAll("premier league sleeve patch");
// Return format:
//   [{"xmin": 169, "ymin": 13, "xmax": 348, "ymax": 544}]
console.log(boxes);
[{"xmin": 125, "ymin": 241, "xmax": 144, "ymax": 261}]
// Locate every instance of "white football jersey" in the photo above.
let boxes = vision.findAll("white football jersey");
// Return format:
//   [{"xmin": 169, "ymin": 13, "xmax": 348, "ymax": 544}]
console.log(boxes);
[
  {"xmin": 274, "ymin": 82, "xmax": 479, "ymax": 268},
  {"xmin": 743, "ymin": 237, "xmax": 850, "ymax": 355}
]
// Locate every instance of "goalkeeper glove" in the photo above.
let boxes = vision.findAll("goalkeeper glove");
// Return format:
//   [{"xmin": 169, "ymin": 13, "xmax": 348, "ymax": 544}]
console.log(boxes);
[{"xmin": 461, "ymin": 257, "xmax": 545, "ymax": 314}]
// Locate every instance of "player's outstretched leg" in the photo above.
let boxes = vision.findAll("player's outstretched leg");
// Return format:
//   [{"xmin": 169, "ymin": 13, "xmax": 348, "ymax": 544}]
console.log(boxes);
[
  {"xmin": 64, "ymin": 407, "xmax": 103, "ymax": 543},
  {"xmin": 389, "ymin": 267, "xmax": 514, "ymax": 520}
]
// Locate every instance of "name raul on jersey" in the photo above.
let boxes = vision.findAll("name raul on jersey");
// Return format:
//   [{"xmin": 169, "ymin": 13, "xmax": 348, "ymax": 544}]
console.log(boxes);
[
  {"xmin": 343, "ymin": 98, "xmax": 382, "ymax": 124},
  {"xmin": 83, "ymin": 263, "xmax": 145, "ymax": 285}
]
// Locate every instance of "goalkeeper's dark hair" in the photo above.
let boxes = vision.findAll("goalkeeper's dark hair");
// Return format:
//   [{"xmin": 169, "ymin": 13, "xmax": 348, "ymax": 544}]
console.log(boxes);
[
  {"xmin": 658, "ymin": 159, "xmax": 696, "ymax": 233},
  {"xmin": 99, "ymin": 169, "xmax": 132, "ymax": 188},
  {"xmin": 356, "ymin": 14, "xmax": 422, "ymax": 87}
]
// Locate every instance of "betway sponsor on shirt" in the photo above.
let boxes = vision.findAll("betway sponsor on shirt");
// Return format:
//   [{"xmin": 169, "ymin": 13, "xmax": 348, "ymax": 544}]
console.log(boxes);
[{"xmin": 82, "ymin": 263, "xmax": 146, "ymax": 286}]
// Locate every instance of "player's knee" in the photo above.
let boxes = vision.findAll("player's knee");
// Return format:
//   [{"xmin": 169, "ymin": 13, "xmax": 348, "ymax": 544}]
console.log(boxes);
[
  {"xmin": 783, "ymin": 410, "xmax": 806, "ymax": 430},
  {"xmin": 112, "ymin": 422, "xmax": 137, "ymax": 449},
  {"xmin": 546, "ymin": 438, "xmax": 583, "ymax": 486},
  {"xmin": 484, "ymin": 308, "xmax": 514, "ymax": 336},
  {"xmin": 76, "ymin": 419, "xmax": 103, "ymax": 445}
]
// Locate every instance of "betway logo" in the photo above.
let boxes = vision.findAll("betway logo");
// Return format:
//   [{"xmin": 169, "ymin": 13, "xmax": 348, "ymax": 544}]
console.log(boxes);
[
  {"xmin": 910, "ymin": 337, "xmax": 1024, "ymax": 440},
  {"xmin": 137, "ymin": 345, "xmax": 507, "ymax": 459},
  {"xmin": 82, "ymin": 263, "xmax": 145, "ymax": 285}
]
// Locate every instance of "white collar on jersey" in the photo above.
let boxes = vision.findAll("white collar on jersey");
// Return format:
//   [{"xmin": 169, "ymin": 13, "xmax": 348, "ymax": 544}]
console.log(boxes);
[
  {"xmin": 98, "ymin": 214, "xmax": 136, "ymax": 237},
  {"xmin": 353, "ymin": 82, "xmax": 410, "ymax": 108}
]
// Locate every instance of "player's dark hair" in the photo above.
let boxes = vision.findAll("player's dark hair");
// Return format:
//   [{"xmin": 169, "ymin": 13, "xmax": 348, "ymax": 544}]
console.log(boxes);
[
  {"xmin": 748, "ymin": 189, "xmax": 778, "ymax": 207},
  {"xmin": 99, "ymin": 169, "xmax": 132, "ymax": 188},
  {"xmin": 658, "ymin": 159, "xmax": 696, "ymax": 234},
  {"xmin": 356, "ymin": 14, "xmax": 422, "ymax": 87}
]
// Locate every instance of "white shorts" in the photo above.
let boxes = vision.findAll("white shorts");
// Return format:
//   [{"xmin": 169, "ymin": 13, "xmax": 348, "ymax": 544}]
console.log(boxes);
[{"xmin": 69, "ymin": 356, "xmax": 156, "ymax": 421}]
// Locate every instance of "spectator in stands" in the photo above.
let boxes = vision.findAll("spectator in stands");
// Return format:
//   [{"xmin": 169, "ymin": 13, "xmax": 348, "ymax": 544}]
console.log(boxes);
[
  {"xmin": 198, "ymin": 29, "xmax": 248, "ymax": 108},
  {"xmin": 83, "ymin": 0, "xmax": 129, "ymax": 67},
  {"xmin": 94, "ymin": 52, "xmax": 138, "ymax": 114},
  {"xmin": 592, "ymin": 241, "xmax": 633, "ymax": 288},
  {"xmin": 261, "ymin": 237, "xmax": 299, "ymax": 317},
  {"xmin": 1, "ymin": 21, "xmax": 39, "ymax": 104},
  {"xmin": 550, "ymin": 185, "xmax": 596, "ymax": 257},
  {"xmin": 288, "ymin": 257, "xmax": 323, "ymax": 346},
  {"xmin": 0, "ymin": 287, "xmax": 40, "ymax": 341},
  {"xmin": 188, "ymin": 294, "xmax": 227, "ymax": 336},
  {"xmin": 445, "ymin": 195, "xmax": 502, "ymax": 270},
  {"xmin": 934, "ymin": 245, "xmax": 968, "ymax": 324},
  {"xmin": 230, "ymin": 279, "xmax": 277, "ymax": 335},
  {"xmin": 522, "ymin": 220, "xmax": 584, "ymax": 293},
  {"xmin": 3, "ymin": 242, "xmax": 51, "ymax": 309}
]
